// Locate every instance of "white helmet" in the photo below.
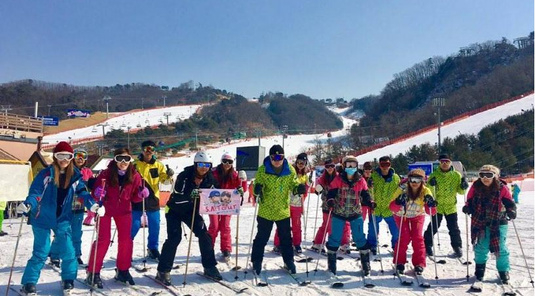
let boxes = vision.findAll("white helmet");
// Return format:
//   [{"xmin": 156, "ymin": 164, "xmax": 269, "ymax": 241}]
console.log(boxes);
[
  {"xmin": 194, "ymin": 151, "xmax": 212, "ymax": 163},
  {"xmin": 221, "ymin": 152, "xmax": 234, "ymax": 162}
]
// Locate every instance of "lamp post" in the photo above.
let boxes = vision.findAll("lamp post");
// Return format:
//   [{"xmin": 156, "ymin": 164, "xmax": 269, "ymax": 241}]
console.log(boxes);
[
  {"xmin": 97, "ymin": 122, "xmax": 109, "ymax": 139},
  {"xmin": 281, "ymin": 125, "xmax": 288, "ymax": 151},
  {"xmin": 122, "ymin": 124, "xmax": 132, "ymax": 150},
  {"xmin": 163, "ymin": 112, "xmax": 171, "ymax": 125},
  {"xmin": 162, "ymin": 96, "xmax": 167, "ymax": 107},
  {"xmin": 433, "ymin": 98, "xmax": 445, "ymax": 154},
  {"xmin": 103, "ymin": 96, "xmax": 112, "ymax": 118}
]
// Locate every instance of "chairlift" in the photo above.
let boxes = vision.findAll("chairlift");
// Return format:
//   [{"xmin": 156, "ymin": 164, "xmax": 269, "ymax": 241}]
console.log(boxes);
[
  {"xmin": 137, "ymin": 123, "xmax": 142, "ymax": 128},
  {"xmin": 91, "ymin": 127, "xmax": 97, "ymax": 133}
]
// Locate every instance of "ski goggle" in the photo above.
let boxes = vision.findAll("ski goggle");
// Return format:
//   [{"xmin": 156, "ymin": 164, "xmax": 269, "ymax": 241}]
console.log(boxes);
[
  {"xmin": 74, "ymin": 151, "xmax": 88, "ymax": 160},
  {"xmin": 440, "ymin": 159, "xmax": 451, "ymax": 164},
  {"xmin": 409, "ymin": 176, "xmax": 423, "ymax": 184},
  {"xmin": 197, "ymin": 162, "xmax": 211, "ymax": 168},
  {"xmin": 479, "ymin": 172, "xmax": 495, "ymax": 179},
  {"xmin": 54, "ymin": 152, "xmax": 74, "ymax": 161},
  {"xmin": 143, "ymin": 146, "xmax": 155, "ymax": 153},
  {"xmin": 325, "ymin": 164, "xmax": 335, "ymax": 169},
  {"xmin": 114, "ymin": 155, "xmax": 132, "ymax": 163},
  {"xmin": 270, "ymin": 154, "xmax": 284, "ymax": 161},
  {"xmin": 222, "ymin": 159, "xmax": 233, "ymax": 165},
  {"xmin": 379, "ymin": 161, "xmax": 391, "ymax": 168},
  {"xmin": 296, "ymin": 160, "xmax": 306, "ymax": 166},
  {"xmin": 345, "ymin": 162, "xmax": 357, "ymax": 168}
]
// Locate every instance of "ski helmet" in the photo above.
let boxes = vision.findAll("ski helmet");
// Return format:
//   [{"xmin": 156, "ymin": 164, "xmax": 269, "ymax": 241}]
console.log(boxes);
[{"xmin": 194, "ymin": 151, "xmax": 212, "ymax": 163}]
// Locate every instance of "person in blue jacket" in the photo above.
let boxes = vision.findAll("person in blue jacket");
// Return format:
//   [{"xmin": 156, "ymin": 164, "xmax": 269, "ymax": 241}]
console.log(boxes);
[{"xmin": 16, "ymin": 141, "xmax": 94, "ymax": 295}]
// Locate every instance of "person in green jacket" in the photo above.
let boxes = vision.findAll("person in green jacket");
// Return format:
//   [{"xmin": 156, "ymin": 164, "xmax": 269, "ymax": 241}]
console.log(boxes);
[
  {"xmin": 0, "ymin": 200, "xmax": 6, "ymax": 236},
  {"xmin": 366, "ymin": 156, "xmax": 400, "ymax": 255},
  {"xmin": 424, "ymin": 154, "xmax": 468, "ymax": 258},
  {"xmin": 250, "ymin": 145, "xmax": 305, "ymax": 276}
]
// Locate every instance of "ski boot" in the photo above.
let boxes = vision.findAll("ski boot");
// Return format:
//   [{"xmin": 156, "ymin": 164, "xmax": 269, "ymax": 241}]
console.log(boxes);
[
  {"xmin": 453, "ymin": 247, "xmax": 463, "ymax": 258},
  {"xmin": 252, "ymin": 261, "xmax": 262, "ymax": 276},
  {"xmin": 272, "ymin": 246, "xmax": 281, "ymax": 254},
  {"xmin": 77, "ymin": 257, "xmax": 84, "ymax": 265},
  {"xmin": 62, "ymin": 280, "xmax": 74, "ymax": 293},
  {"xmin": 147, "ymin": 249, "xmax": 160, "ymax": 261},
  {"xmin": 396, "ymin": 264, "xmax": 405, "ymax": 275},
  {"xmin": 425, "ymin": 245, "xmax": 433, "ymax": 256},
  {"xmin": 310, "ymin": 244, "xmax": 326, "ymax": 254},
  {"xmin": 284, "ymin": 260, "xmax": 296, "ymax": 274},
  {"xmin": 204, "ymin": 266, "xmax": 223, "ymax": 281},
  {"xmin": 339, "ymin": 244, "xmax": 350, "ymax": 254},
  {"xmin": 370, "ymin": 246, "xmax": 377, "ymax": 256},
  {"xmin": 475, "ymin": 263, "xmax": 486, "ymax": 281},
  {"xmin": 156, "ymin": 271, "xmax": 171, "ymax": 286},
  {"xmin": 86, "ymin": 272, "xmax": 103, "ymax": 289},
  {"xmin": 359, "ymin": 249, "xmax": 371, "ymax": 276},
  {"xmin": 499, "ymin": 271, "xmax": 509, "ymax": 284},
  {"xmin": 50, "ymin": 258, "xmax": 60, "ymax": 268},
  {"xmin": 115, "ymin": 269, "xmax": 135, "ymax": 285},
  {"xmin": 21, "ymin": 283, "xmax": 37, "ymax": 295},
  {"xmin": 294, "ymin": 245, "xmax": 303, "ymax": 255},
  {"xmin": 414, "ymin": 265, "xmax": 424, "ymax": 275},
  {"xmin": 0, "ymin": 230, "xmax": 7, "ymax": 236},
  {"xmin": 327, "ymin": 251, "xmax": 337, "ymax": 275},
  {"xmin": 222, "ymin": 250, "xmax": 231, "ymax": 262}
]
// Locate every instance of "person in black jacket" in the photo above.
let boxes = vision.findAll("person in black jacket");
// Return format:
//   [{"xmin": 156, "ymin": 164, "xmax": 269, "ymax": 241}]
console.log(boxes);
[{"xmin": 156, "ymin": 151, "xmax": 221, "ymax": 285}]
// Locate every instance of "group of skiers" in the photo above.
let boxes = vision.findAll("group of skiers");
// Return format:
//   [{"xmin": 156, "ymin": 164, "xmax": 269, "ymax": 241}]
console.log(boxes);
[{"xmin": 11, "ymin": 141, "xmax": 519, "ymax": 294}]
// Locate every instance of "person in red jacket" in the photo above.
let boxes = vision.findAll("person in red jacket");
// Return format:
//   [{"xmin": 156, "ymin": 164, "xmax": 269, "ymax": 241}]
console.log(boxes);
[
  {"xmin": 86, "ymin": 148, "xmax": 149, "ymax": 288},
  {"xmin": 389, "ymin": 169, "xmax": 437, "ymax": 275},
  {"xmin": 208, "ymin": 152, "xmax": 243, "ymax": 261}
]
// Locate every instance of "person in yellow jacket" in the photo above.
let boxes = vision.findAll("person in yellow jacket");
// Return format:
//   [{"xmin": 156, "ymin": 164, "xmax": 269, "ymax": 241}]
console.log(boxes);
[
  {"xmin": 423, "ymin": 154, "xmax": 468, "ymax": 257},
  {"xmin": 367, "ymin": 156, "xmax": 400, "ymax": 255},
  {"xmin": 251, "ymin": 145, "xmax": 305, "ymax": 276},
  {"xmin": 0, "ymin": 200, "xmax": 6, "ymax": 236},
  {"xmin": 131, "ymin": 140, "xmax": 174, "ymax": 260}
]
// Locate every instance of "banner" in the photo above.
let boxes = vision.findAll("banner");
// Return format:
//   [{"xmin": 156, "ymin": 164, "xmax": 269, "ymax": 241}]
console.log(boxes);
[
  {"xmin": 67, "ymin": 109, "xmax": 91, "ymax": 118},
  {"xmin": 199, "ymin": 189, "xmax": 241, "ymax": 215},
  {"xmin": 37, "ymin": 116, "xmax": 59, "ymax": 126}
]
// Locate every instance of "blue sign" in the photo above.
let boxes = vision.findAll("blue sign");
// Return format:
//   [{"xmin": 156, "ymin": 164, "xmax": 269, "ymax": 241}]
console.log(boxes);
[
  {"xmin": 408, "ymin": 163, "xmax": 434, "ymax": 176},
  {"xmin": 38, "ymin": 116, "xmax": 59, "ymax": 126},
  {"xmin": 67, "ymin": 109, "xmax": 91, "ymax": 118}
]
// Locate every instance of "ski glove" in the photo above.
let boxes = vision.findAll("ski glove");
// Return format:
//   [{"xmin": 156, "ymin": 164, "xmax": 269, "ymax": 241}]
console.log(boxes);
[
  {"xmin": 94, "ymin": 186, "xmax": 106, "ymax": 199},
  {"xmin": 138, "ymin": 187, "xmax": 150, "ymax": 199},
  {"xmin": 254, "ymin": 184, "xmax": 263, "ymax": 203},
  {"xmin": 166, "ymin": 165, "xmax": 175, "ymax": 178},
  {"xmin": 367, "ymin": 178, "xmax": 373, "ymax": 188},
  {"xmin": 315, "ymin": 184, "xmax": 323, "ymax": 195},
  {"xmin": 295, "ymin": 184, "xmax": 307, "ymax": 195},
  {"xmin": 191, "ymin": 189, "xmax": 200, "ymax": 199},
  {"xmin": 326, "ymin": 198, "xmax": 335, "ymax": 209},
  {"xmin": 236, "ymin": 186, "xmax": 244, "ymax": 197},
  {"xmin": 16, "ymin": 202, "xmax": 31, "ymax": 215},
  {"xmin": 506, "ymin": 209, "xmax": 516, "ymax": 220},
  {"xmin": 460, "ymin": 177, "xmax": 469, "ymax": 190},
  {"xmin": 428, "ymin": 177, "xmax": 437, "ymax": 186},
  {"xmin": 424, "ymin": 194, "xmax": 437, "ymax": 207},
  {"xmin": 395, "ymin": 194, "xmax": 407, "ymax": 206},
  {"xmin": 462, "ymin": 205, "xmax": 472, "ymax": 215},
  {"xmin": 90, "ymin": 204, "xmax": 106, "ymax": 216}
]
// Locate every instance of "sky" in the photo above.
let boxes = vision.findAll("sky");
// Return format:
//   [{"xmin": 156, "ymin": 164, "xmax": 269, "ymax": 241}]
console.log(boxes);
[{"xmin": 0, "ymin": 1, "xmax": 533, "ymax": 100}]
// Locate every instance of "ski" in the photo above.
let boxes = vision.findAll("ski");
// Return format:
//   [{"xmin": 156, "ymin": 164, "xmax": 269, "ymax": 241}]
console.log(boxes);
[
  {"xmin": 45, "ymin": 260, "xmax": 108, "ymax": 295},
  {"xmin": 277, "ymin": 264, "xmax": 311, "ymax": 286},
  {"xmin": 395, "ymin": 271, "xmax": 414, "ymax": 286},
  {"xmin": 252, "ymin": 270, "xmax": 269, "ymax": 287},
  {"xmin": 327, "ymin": 272, "xmax": 344, "ymax": 288},
  {"xmin": 456, "ymin": 257, "xmax": 471, "ymax": 265},
  {"xmin": 427, "ymin": 256, "xmax": 446, "ymax": 264},
  {"xmin": 469, "ymin": 279, "xmax": 483, "ymax": 292},
  {"xmin": 308, "ymin": 247, "xmax": 343, "ymax": 260},
  {"xmin": 413, "ymin": 272, "xmax": 431, "ymax": 288},
  {"xmin": 295, "ymin": 253, "xmax": 314, "ymax": 263},
  {"xmin": 361, "ymin": 274, "xmax": 375, "ymax": 288},
  {"xmin": 497, "ymin": 275, "xmax": 517, "ymax": 296},
  {"xmin": 143, "ymin": 274, "xmax": 183, "ymax": 296},
  {"xmin": 10, "ymin": 286, "xmax": 32, "ymax": 296},
  {"xmin": 195, "ymin": 271, "xmax": 248, "ymax": 293}
]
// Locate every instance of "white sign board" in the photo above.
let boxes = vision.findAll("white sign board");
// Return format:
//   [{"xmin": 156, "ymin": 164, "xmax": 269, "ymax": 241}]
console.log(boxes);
[{"xmin": 0, "ymin": 162, "xmax": 32, "ymax": 202}]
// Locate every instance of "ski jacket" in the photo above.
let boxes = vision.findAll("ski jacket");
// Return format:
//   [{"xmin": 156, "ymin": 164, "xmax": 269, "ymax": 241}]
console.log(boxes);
[
  {"xmin": 0, "ymin": 201, "xmax": 6, "ymax": 211},
  {"xmin": 167, "ymin": 165, "xmax": 219, "ymax": 214},
  {"xmin": 72, "ymin": 167, "xmax": 94, "ymax": 214},
  {"xmin": 317, "ymin": 171, "xmax": 338, "ymax": 213},
  {"xmin": 133, "ymin": 155, "xmax": 172, "ymax": 212},
  {"xmin": 253, "ymin": 156, "xmax": 298, "ymax": 221},
  {"xmin": 289, "ymin": 172, "xmax": 309, "ymax": 207},
  {"xmin": 370, "ymin": 168, "xmax": 401, "ymax": 218},
  {"xmin": 327, "ymin": 172, "xmax": 372, "ymax": 221},
  {"xmin": 428, "ymin": 167, "xmax": 465, "ymax": 215},
  {"xmin": 389, "ymin": 186, "xmax": 436, "ymax": 218},
  {"xmin": 92, "ymin": 165, "xmax": 144, "ymax": 217},
  {"xmin": 212, "ymin": 166, "xmax": 241, "ymax": 190},
  {"xmin": 24, "ymin": 166, "xmax": 93, "ymax": 230}
]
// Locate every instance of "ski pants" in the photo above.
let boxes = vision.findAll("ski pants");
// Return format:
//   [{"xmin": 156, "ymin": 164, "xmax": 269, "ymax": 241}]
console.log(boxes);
[
  {"xmin": 0, "ymin": 209, "xmax": 4, "ymax": 231},
  {"xmin": 50, "ymin": 212, "xmax": 84, "ymax": 260},
  {"xmin": 313, "ymin": 211, "xmax": 351, "ymax": 245},
  {"xmin": 326, "ymin": 216, "xmax": 368, "ymax": 251},
  {"xmin": 274, "ymin": 206, "xmax": 302, "ymax": 247},
  {"xmin": 158, "ymin": 207, "xmax": 217, "ymax": 272},
  {"xmin": 87, "ymin": 213, "xmax": 133, "ymax": 273},
  {"xmin": 367, "ymin": 214, "xmax": 398, "ymax": 249},
  {"xmin": 208, "ymin": 214, "xmax": 232, "ymax": 253},
  {"xmin": 131, "ymin": 209, "xmax": 160, "ymax": 251},
  {"xmin": 474, "ymin": 225, "xmax": 510, "ymax": 272},
  {"xmin": 22, "ymin": 221, "xmax": 77, "ymax": 284},
  {"xmin": 393, "ymin": 215, "xmax": 426, "ymax": 267},
  {"xmin": 83, "ymin": 210, "xmax": 95, "ymax": 225},
  {"xmin": 251, "ymin": 216, "xmax": 294, "ymax": 269},
  {"xmin": 423, "ymin": 212, "xmax": 462, "ymax": 250}
]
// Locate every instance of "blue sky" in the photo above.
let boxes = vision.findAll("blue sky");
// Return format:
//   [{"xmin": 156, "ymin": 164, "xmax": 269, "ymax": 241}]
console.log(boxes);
[{"xmin": 0, "ymin": 1, "xmax": 533, "ymax": 100}]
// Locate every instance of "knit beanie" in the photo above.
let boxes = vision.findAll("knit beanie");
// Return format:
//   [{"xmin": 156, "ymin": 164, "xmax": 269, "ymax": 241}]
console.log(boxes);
[
  {"xmin": 53, "ymin": 141, "xmax": 74, "ymax": 154},
  {"xmin": 269, "ymin": 145, "xmax": 284, "ymax": 156},
  {"xmin": 479, "ymin": 164, "xmax": 500, "ymax": 177},
  {"xmin": 408, "ymin": 168, "xmax": 426, "ymax": 178}
]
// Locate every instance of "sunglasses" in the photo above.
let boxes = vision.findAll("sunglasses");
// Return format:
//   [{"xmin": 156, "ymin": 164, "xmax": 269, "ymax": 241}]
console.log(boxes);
[
  {"xmin": 479, "ymin": 172, "xmax": 495, "ymax": 179},
  {"xmin": 54, "ymin": 152, "xmax": 74, "ymax": 161},
  {"xmin": 325, "ymin": 164, "xmax": 335, "ymax": 169},
  {"xmin": 74, "ymin": 152, "xmax": 88, "ymax": 160},
  {"xmin": 409, "ymin": 177, "xmax": 423, "ymax": 184},
  {"xmin": 345, "ymin": 162, "xmax": 357, "ymax": 168},
  {"xmin": 197, "ymin": 162, "xmax": 211, "ymax": 168},
  {"xmin": 114, "ymin": 155, "xmax": 132, "ymax": 163},
  {"xmin": 440, "ymin": 159, "xmax": 451, "ymax": 164},
  {"xmin": 222, "ymin": 159, "xmax": 233, "ymax": 165},
  {"xmin": 379, "ymin": 162, "xmax": 391, "ymax": 168},
  {"xmin": 270, "ymin": 154, "xmax": 284, "ymax": 161},
  {"xmin": 143, "ymin": 146, "xmax": 155, "ymax": 153},
  {"xmin": 296, "ymin": 160, "xmax": 306, "ymax": 165}
]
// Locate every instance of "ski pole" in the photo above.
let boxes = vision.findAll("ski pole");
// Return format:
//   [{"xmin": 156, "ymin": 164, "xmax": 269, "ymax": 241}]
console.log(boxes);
[
  {"xmin": 303, "ymin": 190, "xmax": 311, "ymax": 278},
  {"xmin": 311, "ymin": 188, "xmax": 321, "ymax": 249},
  {"xmin": 393, "ymin": 207, "xmax": 405, "ymax": 278},
  {"xmin": 6, "ymin": 214, "xmax": 25, "ymax": 296},
  {"xmin": 432, "ymin": 185, "xmax": 441, "ymax": 250},
  {"xmin": 511, "ymin": 219, "xmax": 534, "ymax": 287},
  {"xmin": 139, "ymin": 180, "xmax": 148, "ymax": 272},
  {"xmin": 109, "ymin": 228, "xmax": 117, "ymax": 247},
  {"xmin": 243, "ymin": 196, "xmax": 259, "ymax": 280},
  {"xmin": 90, "ymin": 179, "xmax": 105, "ymax": 294},
  {"xmin": 427, "ymin": 206, "xmax": 439, "ymax": 282},
  {"xmin": 234, "ymin": 212, "xmax": 240, "ymax": 280},
  {"xmin": 463, "ymin": 190, "xmax": 470, "ymax": 282},
  {"xmin": 314, "ymin": 208, "xmax": 332, "ymax": 275},
  {"xmin": 182, "ymin": 190, "xmax": 199, "ymax": 287},
  {"xmin": 370, "ymin": 211, "xmax": 384, "ymax": 273}
]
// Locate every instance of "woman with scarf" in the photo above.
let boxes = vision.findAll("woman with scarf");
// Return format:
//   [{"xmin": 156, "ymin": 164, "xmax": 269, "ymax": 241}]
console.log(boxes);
[{"xmin": 463, "ymin": 164, "xmax": 516, "ymax": 284}]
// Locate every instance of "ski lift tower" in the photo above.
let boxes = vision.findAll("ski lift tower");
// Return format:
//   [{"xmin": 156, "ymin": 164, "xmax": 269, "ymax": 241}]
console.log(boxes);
[
  {"xmin": 433, "ymin": 97, "xmax": 445, "ymax": 155},
  {"xmin": 103, "ymin": 96, "xmax": 112, "ymax": 119}
]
